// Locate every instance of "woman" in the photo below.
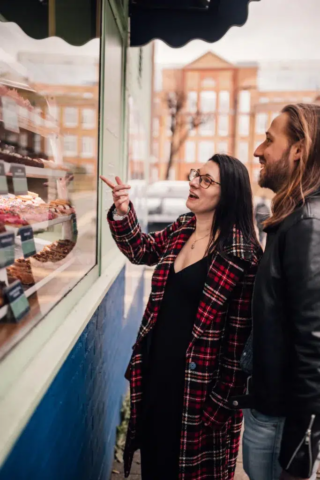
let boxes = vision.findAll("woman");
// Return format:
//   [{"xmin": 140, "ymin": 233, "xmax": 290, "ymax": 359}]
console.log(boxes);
[{"xmin": 101, "ymin": 154, "xmax": 262, "ymax": 480}]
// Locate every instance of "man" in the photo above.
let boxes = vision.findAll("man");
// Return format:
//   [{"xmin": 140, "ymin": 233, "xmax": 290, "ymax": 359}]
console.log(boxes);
[{"xmin": 237, "ymin": 104, "xmax": 320, "ymax": 480}]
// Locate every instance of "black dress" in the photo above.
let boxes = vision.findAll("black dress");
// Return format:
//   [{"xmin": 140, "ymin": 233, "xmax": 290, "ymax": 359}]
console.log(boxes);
[{"xmin": 141, "ymin": 257, "xmax": 209, "ymax": 480}]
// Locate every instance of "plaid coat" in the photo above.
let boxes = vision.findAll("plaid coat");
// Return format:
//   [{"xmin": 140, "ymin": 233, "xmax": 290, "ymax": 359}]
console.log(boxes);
[{"xmin": 108, "ymin": 203, "xmax": 261, "ymax": 480}]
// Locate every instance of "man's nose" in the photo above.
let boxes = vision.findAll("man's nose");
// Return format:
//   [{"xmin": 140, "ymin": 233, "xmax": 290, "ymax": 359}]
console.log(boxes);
[{"xmin": 254, "ymin": 142, "xmax": 264, "ymax": 158}]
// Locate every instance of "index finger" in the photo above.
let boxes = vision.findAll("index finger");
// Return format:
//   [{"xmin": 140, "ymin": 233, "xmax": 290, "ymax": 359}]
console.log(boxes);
[{"xmin": 100, "ymin": 176, "xmax": 115, "ymax": 189}]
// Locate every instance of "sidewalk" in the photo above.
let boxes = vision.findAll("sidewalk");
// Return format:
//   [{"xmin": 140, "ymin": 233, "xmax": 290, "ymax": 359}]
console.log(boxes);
[{"xmin": 111, "ymin": 449, "xmax": 248, "ymax": 480}]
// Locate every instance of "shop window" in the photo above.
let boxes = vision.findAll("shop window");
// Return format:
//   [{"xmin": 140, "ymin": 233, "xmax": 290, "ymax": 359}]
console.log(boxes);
[
  {"xmin": 199, "ymin": 141, "xmax": 215, "ymax": 163},
  {"xmin": 0, "ymin": 4, "xmax": 100, "ymax": 355},
  {"xmin": 187, "ymin": 91, "xmax": 198, "ymax": 113},
  {"xmin": 185, "ymin": 141, "xmax": 196, "ymax": 163},
  {"xmin": 199, "ymin": 118, "xmax": 215, "ymax": 137},
  {"xmin": 200, "ymin": 91, "xmax": 216, "ymax": 113},
  {"xmin": 64, "ymin": 107, "xmax": 79, "ymax": 128},
  {"xmin": 81, "ymin": 136, "xmax": 95, "ymax": 158},
  {"xmin": 239, "ymin": 91, "xmax": 251, "ymax": 113},
  {"xmin": 81, "ymin": 108, "xmax": 95, "ymax": 129},
  {"xmin": 256, "ymin": 113, "xmax": 268, "ymax": 134},
  {"xmin": 239, "ymin": 115, "xmax": 250, "ymax": 136},
  {"xmin": 218, "ymin": 115, "xmax": 229, "ymax": 136},
  {"xmin": 219, "ymin": 91, "xmax": 230, "ymax": 113},
  {"xmin": 153, "ymin": 118, "xmax": 160, "ymax": 137},
  {"xmin": 238, "ymin": 141, "xmax": 249, "ymax": 164}
]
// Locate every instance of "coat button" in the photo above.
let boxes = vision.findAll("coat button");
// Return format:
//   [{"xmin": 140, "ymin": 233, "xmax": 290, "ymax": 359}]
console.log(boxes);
[
  {"xmin": 233, "ymin": 400, "xmax": 239, "ymax": 407},
  {"xmin": 189, "ymin": 362, "xmax": 197, "ymax": 370}
]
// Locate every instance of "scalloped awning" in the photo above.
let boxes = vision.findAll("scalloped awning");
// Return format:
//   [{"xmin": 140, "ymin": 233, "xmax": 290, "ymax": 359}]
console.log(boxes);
[{"xmin": 130, "ymin": 0, "xmax": 260, "ymax": 48}]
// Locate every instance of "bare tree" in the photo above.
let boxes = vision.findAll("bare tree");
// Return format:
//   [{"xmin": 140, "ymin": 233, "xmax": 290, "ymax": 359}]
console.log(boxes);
[{"xmin": 164, "ymin": 90, "xmax": 210, "ymax": 180}]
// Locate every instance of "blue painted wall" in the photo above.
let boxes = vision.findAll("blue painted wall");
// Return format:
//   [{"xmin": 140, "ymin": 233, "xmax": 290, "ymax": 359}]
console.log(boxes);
[{"xmin": 0, "ymin": 267, "xmax": 144, "ymax": 480}]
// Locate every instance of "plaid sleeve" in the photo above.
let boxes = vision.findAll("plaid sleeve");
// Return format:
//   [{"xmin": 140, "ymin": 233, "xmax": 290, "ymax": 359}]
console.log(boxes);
[
  {"xmin": 202, "ymin": 260, "xmax": 258, "ymax": 428},
  {"xmin": 107, "ymin": 202, "xmax": 182, "ymax": 266}
]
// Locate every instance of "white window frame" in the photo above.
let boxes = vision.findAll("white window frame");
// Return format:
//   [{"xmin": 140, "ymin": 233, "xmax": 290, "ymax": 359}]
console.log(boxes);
[
  {"xmin": 199, "ymin": 117, "xmax": 215, "ymax": 137},
  {"xmin": 187, "ymin": 91, "xmax": 198, "ymax": 113}
]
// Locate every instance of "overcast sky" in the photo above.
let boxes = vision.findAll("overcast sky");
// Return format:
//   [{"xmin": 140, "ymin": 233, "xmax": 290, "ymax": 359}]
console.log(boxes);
[{"xmin": 155, "ymin": 0, "xmax": 320, "ymax": 65}]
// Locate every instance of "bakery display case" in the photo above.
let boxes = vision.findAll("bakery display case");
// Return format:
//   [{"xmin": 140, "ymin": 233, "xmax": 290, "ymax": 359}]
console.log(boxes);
[{"xmin": 0, "ymin": 57, "xmax": 99, "ymax": 356}]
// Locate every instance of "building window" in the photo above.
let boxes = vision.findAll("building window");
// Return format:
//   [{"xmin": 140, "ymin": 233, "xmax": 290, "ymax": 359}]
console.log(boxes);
[
  {"xmin": 199, "ymin": 141, "xmax": 215, "ymax": 163},
  {"xmin": 34, "ymin": 134, "xmax": 41, "ymax": 153},
  {"xmin": 259, "ymin": 97, "xmax": 270, "ymax": 104},
  {"xmin": 153, "ymin": 117, "xmax": 160, "ymax": 137},
  {"xmin": 218, "ymin": 115, "xmax": 229, "ymax": 136},
  {"xmin": 64, "ymin": 107, "xmax": 78, "ymax": 127},
  {"xmin": 256, "ymin": 113, "xmax": 268, "ymax": 134},
  {"xmin": 81, "ymin": 136, "xmax": 95, "ymax": 158},
  {"xmin": 49, "ymin": 105, "xmax": 60, "ymax": 121},
  {"xmin": 271, "ymin": 112, "xmax": 279, "ymax": 122},
  {"xmin": 199, "ymin": 118, "xmax": 215, "ymax": 137},
  {"xmin": 81, "ymin": 108, "xmax": 95, "ymax": 129},
  {"xmin": 239, "ymin": 115, "xmax": 250, "ymax": 137},
  {"xmin": 82, "ymin": 163, "xmax": 94, "ymax": 174},
  {"xmin": 200, "ymin": 91, "xmax": 216, "ymax": 113},
  {"xmin": 164, "ymin": 141, "xmax": 171, "ymax": 162},
  {"xmin": 201, "ymin": 77, "xmax": 216, "ymax": 88},
  {"xmin": 253, "ymin": 167, "xmax": 261, "ymax": 183},
  {"xmin": 238, "ymin": 142, "xmax": 249, "ymax": 164},
  {"xmin": 167, "ymin": 116, "xmax": 173, "ymax": 136},
  {"xmin": 185, "ymin": 141, "xmax": 196, "ymax": 163},
  {"xmin": 239, "ymin": 91, "xmax": 251, "ymax": 113},
  {"xmin": 132, "ymin": 139, "xmax": 140, "ymax": 161},
  {"xmin": 218, "ymin": 142, "xmax": 228, "ymax": 154},
  {"xmin": 169, "ymin": 168, "xmax": 176, "ymax": 180},
  {"xmin": 219, "ymin": 91, "xmax": 230, "ymax": 113},
  {"xmin": 303, "ymin": 97, "xmax": 313, "ymax": 103},
  {"xmin": 63, "ymin": 135, "xmax": 78, "ymax": 157},
  {"xmin": 187, "ymin": 91, "xmax": 198, "ymax": 113},
  {"xmin": 152, "ymin": 141, "xmax": 159, "ymax": 159}
]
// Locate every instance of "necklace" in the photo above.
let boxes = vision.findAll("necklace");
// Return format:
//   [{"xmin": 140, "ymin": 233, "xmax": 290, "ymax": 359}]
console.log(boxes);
[{"xmin": 191, "ymin": 232, "xmax": 209, "ymax": 250}]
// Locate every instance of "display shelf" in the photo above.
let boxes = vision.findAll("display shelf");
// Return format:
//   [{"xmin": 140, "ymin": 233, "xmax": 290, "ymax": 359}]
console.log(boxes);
[
  {"xmin": 5, "ymin": 215, "xmax": 73, "ymax": 234},
  {"xmin": 0, "ymin": 305, "xmax": 8, "ymax": 320},
  {"xmin": 3, "ymin": 162, "xmax": 68, "ymax": 179}
]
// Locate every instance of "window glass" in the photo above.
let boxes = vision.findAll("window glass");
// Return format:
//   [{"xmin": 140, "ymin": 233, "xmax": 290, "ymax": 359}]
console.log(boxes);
[
  {"xmin": 185, "ymin": 141, "xmax": 196, "ymax": 163},
  {"xmin": 0, "ymin": 5, "xmax": 100, "ymax": 355},
  {"xmin": 199, "ymin": 141, "xmax": 215, "ymax": 163},
  {"xmin": 239, "ymin": 91, "xmax": 251, "ymax": 113},
  {"xmin": 239, "ymin": 115, "xmax": 250, "ymax": 136},
  {"xmin": 200, "ymin": 91, "xmax": 216, "ymax": 113},
  {"xmin": 219, "ymin": 91, "xmax": 230, "ymax": 113},
  {"xmin": 217, "ymin": 142, "xmax": 228, "ymax": 154},
  {"xmin": 199, "ymin": 118, "xmax": 215, "ymax": 137},
  {"xmin": 218, "ymin": 115, "xmax": 229, "ymax": 136},
  {"xmin": 238, "ymin": 142, "xmax": 249, "ymax": 164},
  {"xmin": 187, "ymin": 91, "xmax": 198, "ymax": 113},
  {"xmin": 256, "ymin": 113, "xmax": 268, "ymax": 134}
]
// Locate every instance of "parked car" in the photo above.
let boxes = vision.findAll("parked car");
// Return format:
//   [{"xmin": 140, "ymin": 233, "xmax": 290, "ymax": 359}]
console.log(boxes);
[{"xmin": 147, "ymin": 181, "xmax": 190, "ymax": 231}]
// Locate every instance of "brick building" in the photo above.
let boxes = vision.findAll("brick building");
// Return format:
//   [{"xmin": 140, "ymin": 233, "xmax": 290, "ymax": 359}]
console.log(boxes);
[{"xmin": 152, "ymin": 52, "xmax": 320, "ymax": 197}]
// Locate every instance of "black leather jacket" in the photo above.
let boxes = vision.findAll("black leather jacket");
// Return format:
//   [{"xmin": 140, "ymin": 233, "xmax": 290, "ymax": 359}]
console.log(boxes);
[{"xmin": 235, "ymin": 192, "xmax": 320, "ymax": 478}]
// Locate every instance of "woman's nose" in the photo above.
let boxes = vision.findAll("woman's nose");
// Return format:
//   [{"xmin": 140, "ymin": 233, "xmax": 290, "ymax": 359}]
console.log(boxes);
[{"xmin": 189, "ymin": 177, "xmax": 200, "ymax": 188}]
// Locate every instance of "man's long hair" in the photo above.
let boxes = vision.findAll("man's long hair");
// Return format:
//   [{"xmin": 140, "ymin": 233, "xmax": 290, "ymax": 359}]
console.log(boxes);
[{"xmin": 265, "ymin": 103, "xmax": 320, "ymax": 228}]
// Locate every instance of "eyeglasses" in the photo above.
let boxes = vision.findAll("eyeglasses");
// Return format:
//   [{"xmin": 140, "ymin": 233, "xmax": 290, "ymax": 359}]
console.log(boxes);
[{"xmin": 188, "ymin": 169, "xmax": 221, "ymax": 189}]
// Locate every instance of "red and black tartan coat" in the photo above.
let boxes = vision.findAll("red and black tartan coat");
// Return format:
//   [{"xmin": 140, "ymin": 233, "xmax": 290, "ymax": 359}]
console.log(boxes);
[{"xmin": 108, "ymin": 203, "xmax": 261, "ymax": 480}]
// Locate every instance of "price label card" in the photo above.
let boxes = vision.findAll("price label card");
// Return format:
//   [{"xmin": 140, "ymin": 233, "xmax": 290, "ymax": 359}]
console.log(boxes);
[
  {"xmin": 0, "ymin": 161, "xmax": 8, "ymax": 195},
  {"xmin": 71, "ymin": 214, "xmax": 78, "ymax": 243},
  {"xmin": 19, "ymin": 226, "xmax": 36, "ymax": 258},
  {"xmin": 10, "ymin": 164, "xmax": 28, "ymax": 195},
  {"xmin": 0, "ymin": 232, "xmax": 15, "ymax": 268},
  {"xmin": 1, "ymin": 97, "xmax": 20, "ymax": 133},
  {"xmin": 4, "ymin": 281, "xmax": 30, "ymax": 323}
]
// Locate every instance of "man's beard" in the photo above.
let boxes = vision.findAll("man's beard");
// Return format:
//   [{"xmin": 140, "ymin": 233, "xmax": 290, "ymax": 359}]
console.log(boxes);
[{"xmin": 258, "ymin": 150, "xmax": 291, "ymax": 193}]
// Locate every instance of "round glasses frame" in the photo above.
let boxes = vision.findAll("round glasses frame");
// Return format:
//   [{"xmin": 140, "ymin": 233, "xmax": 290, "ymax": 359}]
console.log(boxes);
[{"xmin": 188, "ymin": 169, "xmax": 221, "ymax": 189}]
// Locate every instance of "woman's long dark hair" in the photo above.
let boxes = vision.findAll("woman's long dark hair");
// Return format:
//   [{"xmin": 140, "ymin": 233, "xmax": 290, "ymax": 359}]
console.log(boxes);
[{"xmin": 207, "ymin": 154, "xmax": 259, "ymax": 253}]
